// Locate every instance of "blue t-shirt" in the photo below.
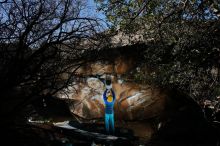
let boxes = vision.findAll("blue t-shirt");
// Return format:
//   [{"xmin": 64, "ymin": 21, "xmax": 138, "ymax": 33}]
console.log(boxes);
[{"xmin": 103, "ymin": 89, "xmax": 116, "ymax": 114}]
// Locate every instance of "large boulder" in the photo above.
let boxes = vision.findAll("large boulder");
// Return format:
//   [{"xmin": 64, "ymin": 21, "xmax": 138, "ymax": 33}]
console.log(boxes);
[{"xmin": 57, "ymin": 77, "xmax": 166, "ymax": 121}]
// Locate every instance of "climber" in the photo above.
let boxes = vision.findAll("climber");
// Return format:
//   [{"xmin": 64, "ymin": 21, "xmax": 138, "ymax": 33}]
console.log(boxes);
[{"xmin": 103, "ymin": 87, "xmax": 116, "ymax": 135}]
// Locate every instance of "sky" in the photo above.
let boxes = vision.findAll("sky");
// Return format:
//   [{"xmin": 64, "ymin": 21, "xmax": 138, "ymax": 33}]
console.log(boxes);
[
  {"xmin": 86, "ymin": 0, "xmax": 106, "ymax": 20},
  {"xmin": 87, "ymin": 0, "xmax": 107, "ymax": 28}
]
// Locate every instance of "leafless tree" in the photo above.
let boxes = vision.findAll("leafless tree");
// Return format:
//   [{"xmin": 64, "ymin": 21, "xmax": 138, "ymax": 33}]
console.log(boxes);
[{"xmin": 0, "ymin": 0, "xmax": 104, "ymax": 117}]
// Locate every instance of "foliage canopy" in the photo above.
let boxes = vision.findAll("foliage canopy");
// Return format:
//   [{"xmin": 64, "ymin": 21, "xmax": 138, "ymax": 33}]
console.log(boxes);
[{"xmin": 95, "ymin": 0, "xmax": 220, "ymax": 99}]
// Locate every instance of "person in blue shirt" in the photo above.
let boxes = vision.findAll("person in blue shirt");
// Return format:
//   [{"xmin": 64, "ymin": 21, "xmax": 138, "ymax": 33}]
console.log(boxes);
[{"xmin": 103, "ymin": 88, "xmax": 116, "ymax": 134}]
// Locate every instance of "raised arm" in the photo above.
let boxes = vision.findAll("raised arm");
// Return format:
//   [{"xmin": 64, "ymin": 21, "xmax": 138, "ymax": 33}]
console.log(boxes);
[
  {"xmin": 103, "ymin": 89, "xmax": 108, "ymax": 104},
  {"xmin": 111, "ymin": 89, "xmax": 116, "ymax": 102}
]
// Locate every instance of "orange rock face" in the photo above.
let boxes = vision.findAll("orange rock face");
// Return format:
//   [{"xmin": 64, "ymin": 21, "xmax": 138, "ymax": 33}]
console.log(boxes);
[{"xmin": 58, "ymin": 56, "xmax": 167, "ymax": 121}]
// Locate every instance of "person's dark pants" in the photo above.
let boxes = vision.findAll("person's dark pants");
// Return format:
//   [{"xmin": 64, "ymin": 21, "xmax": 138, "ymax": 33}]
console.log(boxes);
[{"xmin": 105, "ymin": 113, "xmax": 114, "ymax": 134}]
